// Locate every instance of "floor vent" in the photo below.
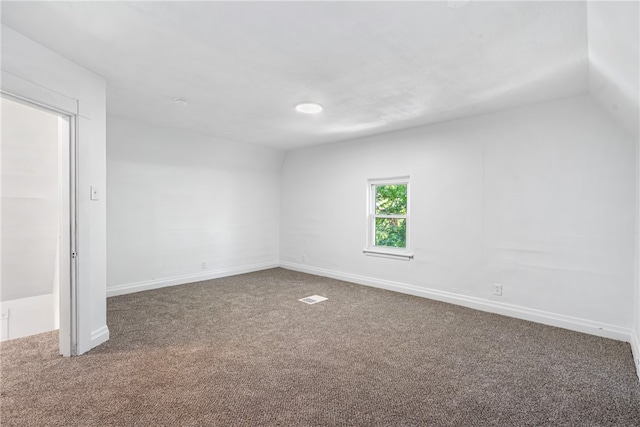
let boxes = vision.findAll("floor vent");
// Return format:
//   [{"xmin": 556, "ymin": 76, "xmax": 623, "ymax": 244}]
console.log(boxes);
[{"xmin": 299, "ymin": 295, "xmax": 328, "ymax": 305}]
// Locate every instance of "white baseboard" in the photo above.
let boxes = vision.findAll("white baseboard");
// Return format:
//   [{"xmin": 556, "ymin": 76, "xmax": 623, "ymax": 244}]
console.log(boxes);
[
  {"xmin": 104, "ymin": 259, "xmax": 634, "ymax": 352},
  {"xmin": 106, "ymin": 261, "xmax": 279, "ymax": 297},
  {"xmin": 0, "ymin": 294, "xmax": 56, "ymax": 342},
  {"xmin": 76, "ymin": 325, "xmax": 110, "ymax": 355},
  {"xmin": 631, "ymin": 330, "xmax": 640, "ymax": 381},
  {"xmin": 90, "ymin": 325, "xmax": 110, "ymax": 348},
  {"xmin": 280, "ymin": 261, "xmax": 632, "ymax": 343}
]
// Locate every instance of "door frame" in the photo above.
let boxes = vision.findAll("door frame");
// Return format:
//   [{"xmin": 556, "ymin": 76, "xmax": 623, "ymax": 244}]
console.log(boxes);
[{"xmin": 1, "ymin": 87, "xmax": 79, "ymax": 356}]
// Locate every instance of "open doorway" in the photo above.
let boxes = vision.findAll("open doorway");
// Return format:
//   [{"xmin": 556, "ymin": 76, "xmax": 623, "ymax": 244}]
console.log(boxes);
[{"xmin": 1, "ymin": 95, "xmax": 75, "ymax": 355}]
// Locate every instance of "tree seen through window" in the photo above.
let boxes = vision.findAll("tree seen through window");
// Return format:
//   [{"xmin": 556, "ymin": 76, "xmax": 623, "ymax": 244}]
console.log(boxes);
[{"xmin": 374, "ymin": 184, "xmax": 407, "ymax": 248}]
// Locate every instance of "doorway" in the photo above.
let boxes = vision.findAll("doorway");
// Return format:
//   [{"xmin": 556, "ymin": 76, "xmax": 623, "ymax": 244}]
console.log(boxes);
[{"xmin": 1, "ymin": 94, "xmax": 76, "ymax": 355}]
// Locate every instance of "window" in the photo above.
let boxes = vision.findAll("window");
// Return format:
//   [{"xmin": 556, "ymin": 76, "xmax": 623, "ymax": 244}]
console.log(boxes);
[{"xmin": 364, "ymin": 177, "xmax": 413, "ymax": 260}]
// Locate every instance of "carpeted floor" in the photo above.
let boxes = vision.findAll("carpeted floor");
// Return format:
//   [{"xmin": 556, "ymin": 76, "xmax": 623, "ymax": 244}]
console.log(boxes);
[{"xmin": 1, "ymin": 268, "xmax": 639, "ymax": 426}]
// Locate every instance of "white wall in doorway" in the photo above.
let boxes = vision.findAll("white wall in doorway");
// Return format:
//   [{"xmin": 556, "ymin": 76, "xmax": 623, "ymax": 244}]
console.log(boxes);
[
  {"xmin": 0, "ymin": 97, "xmax": 68, "ymax": 341},
  {"xmin": 1, "ymin": 98, "xmax": 60, "ymax": 300},
  {"xmin": 0, "ymin": 295, "xmax": 57, "ymax": 341}
]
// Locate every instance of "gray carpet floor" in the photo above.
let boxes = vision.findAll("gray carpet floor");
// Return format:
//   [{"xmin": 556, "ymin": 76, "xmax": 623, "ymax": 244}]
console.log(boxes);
[{"xmin": 1, "ymin": 268, "xmax": 639, "ymax": 426}]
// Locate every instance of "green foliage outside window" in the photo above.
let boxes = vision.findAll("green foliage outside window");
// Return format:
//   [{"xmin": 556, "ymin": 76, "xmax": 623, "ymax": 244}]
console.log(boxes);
[{"xmin": 374, "ymin": 184, "xmax": 407, "ymax": 248}]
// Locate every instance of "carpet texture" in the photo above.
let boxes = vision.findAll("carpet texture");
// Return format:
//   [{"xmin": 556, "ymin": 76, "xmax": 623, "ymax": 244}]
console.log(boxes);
[{"xmin": 1, "ymin": 268, "xmax": 639, "ymax": 426}]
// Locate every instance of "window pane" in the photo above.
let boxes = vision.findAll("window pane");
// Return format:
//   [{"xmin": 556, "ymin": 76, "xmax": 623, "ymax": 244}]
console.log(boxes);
[
  {"xmin": 375, "ymin": 218, "xmax": 406, "ymax": 248},
  {"xmin": 375, "ymin": 184, "xmax": 407, "ymax": 215}
]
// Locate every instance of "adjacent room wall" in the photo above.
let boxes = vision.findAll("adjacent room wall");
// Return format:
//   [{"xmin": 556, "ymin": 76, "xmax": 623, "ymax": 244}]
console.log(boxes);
[
  {"xmin": 106, "ymin": 117, "xmax": 284, "ymax": 295},
  {"xmin": 280, "ymin": 95, "xmax": 636, "ymax": 340},
  {"xmin": 1, "ymin": 98, "xmax": 60, "ymax": 341},
  {"xmin": 1, "ymin": 24, "xmax": 108, "ymax": 353},
  {"xmin": 1, "ymin": 98, "xmax": 59, "ymax": 301}
]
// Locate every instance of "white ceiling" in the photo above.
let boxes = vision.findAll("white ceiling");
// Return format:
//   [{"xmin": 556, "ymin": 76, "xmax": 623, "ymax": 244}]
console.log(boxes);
[{"xmin": 1, "ymin": 1, "xmax": 589, "ymax": 150}]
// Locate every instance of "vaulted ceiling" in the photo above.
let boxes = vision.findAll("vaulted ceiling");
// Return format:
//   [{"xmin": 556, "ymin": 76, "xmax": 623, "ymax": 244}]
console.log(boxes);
[{"xmin": 2, "ymin": 1, "xmax": 591, "ymax": 149}]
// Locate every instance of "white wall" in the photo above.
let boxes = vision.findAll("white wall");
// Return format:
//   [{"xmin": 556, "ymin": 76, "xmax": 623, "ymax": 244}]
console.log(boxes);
[
  {"xmin": 587, "ymin": 1, "xmax": 639, "ymax": 138},
  {"xmin": 587, "ymin": 0, "xmax": 640, "ymax": 376},
  {"xmin": 636, "ymin": 121, "xmax": 640, "ymax": 377},
  {"xmin": 1, "ymin": 25, "xmax": 108, "ymax": 354},
  {"xmin": 0, "ymin": 294, "xmax": 57, "ymax": 341},
  {"xmin": 106, "ymin": 117, "xmax": 284, "ymax": 295},
  {"xmin": 1, "ymin": 97, "xmax": 60, "ymax": 301},
  {"xmin": 281, "ymin": 95, "xmax": 636, "ymax": 340},
  {"xmin": 0, "ymin": 97, "xmax": 65, "ymax": 341}
]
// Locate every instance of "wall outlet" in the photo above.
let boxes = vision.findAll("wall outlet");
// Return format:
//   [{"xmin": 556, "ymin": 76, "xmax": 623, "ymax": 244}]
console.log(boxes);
[
  {"xmin": 201, "ymin": 261, "xmax": 207, "ymax": 270},
  {"xmin": 493, "ymin": 283, "xmax": 503, "ymax": 296},
  {"xmin": 301, "ymin": 254, "xmax": 306, "ymax": 263},
  {"xmin": 1, "ymin": 308, "xmax": 9, "ymax": 319}
]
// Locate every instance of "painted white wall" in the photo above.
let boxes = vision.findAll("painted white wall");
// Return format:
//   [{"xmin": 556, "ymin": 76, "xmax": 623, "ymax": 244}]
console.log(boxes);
[
  {"xmin": 0, "ymin": 294, "xmax": 57, "ymax": 341},
  {"xmin": 587, "ymin": 1, "xmax": 639, "ymax": 138},
  {"xmin": 1, "ymin": 25, "xmax": 108, "ymax": 354},
  {"xmin": 106, "ymin": 117, "xmax": 284, "ymax": 295},
  {"xmin": 1, "ymin": 97, "xmax": 59, "ymax": 301},
  {"xmin": 635, "ymin": 123, "xmax": 640, "ymax": 377},
  {"xmin": 587, "ymin": 0, "xmax": 640, "ymax": 377},
  {"xmin": 281, "ymin": 95, "xmax": 636, "ymax": 339},
  {"xmin": 0, "ymin": 97, "xmax": 66, "ymax": 342},
  {"xmin": 0, "ymin": 293, "xmax": 56, "ymax": 341}
]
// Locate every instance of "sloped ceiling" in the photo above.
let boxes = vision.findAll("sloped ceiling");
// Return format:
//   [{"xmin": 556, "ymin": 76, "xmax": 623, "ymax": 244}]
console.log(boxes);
[{"xmin": 1, "ymin": 1, "xmax": 590, "ymax": 149}]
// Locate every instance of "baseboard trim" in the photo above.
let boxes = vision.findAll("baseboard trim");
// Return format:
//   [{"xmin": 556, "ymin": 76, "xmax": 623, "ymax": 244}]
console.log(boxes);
[
  {"xmin": 105, "ymin": 259, "xmax": 637, "ymax": 378},
  {"xmin": 631, "ymin": 330, "xmax": 640, "ymax": 381},
  {"xmin": 107, "ymin": 261, "xmax": 279, "ymax": 297},
  {"xmin": 89, "ymin": 325, "xmax": 110, "ymax": 348},
  {"xmin": 280, "ymin": 261, "xmax": 632, "ymax": 342}
]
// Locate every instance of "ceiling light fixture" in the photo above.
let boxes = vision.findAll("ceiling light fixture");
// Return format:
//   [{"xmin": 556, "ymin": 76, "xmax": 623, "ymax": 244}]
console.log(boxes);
[
  {"xmin": 174, "ymin": 97, "xmax": 189, "ymax": 106},
  {"xmin": 295, "ymin": 102, "xmax": 323, "ymax": 114}
]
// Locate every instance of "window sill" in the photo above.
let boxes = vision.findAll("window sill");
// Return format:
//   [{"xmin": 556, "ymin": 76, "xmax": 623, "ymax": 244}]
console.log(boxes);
[{"xmin": 362, "ymin": 248, "xmax": 414, "ymax": 260}]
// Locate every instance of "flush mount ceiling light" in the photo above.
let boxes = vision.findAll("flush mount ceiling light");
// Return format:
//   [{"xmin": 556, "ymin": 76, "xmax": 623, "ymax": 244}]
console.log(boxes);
[
  {"xmin": 295, "ymin": 102, "xmax": 323, "ymax": 114},
  {"xmin": 173, "ymin": 97, "xmax": 189, "ymax": 106}
]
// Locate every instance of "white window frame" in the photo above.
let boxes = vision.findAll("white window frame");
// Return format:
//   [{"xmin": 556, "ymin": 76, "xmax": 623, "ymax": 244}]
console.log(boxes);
[{"xmin": 363, "ymin": 176, "xmax": 413, "ymax": 260}]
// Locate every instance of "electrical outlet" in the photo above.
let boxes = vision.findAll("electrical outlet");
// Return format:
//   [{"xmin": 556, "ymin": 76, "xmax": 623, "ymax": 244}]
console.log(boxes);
[
  {"xmin": 493, "ymin": 283, "xmax": 503, "ymax": 296},
  {"xmin": 301, "ymin": 254, "xmax": 306, "ymax": 263},
  {"xmin": 201, "ymin": 261, "xmax": 207, "ymax": 270},
  {"xmin": 1, "ymin": 308, "xmax": 9, "ymax": 319}
]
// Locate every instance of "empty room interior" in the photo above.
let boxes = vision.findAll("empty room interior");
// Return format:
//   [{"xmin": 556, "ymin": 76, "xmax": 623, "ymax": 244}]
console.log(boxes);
[{"xmin": 1, "ymin": 1, "xmax": 640, "ymax": 425}]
